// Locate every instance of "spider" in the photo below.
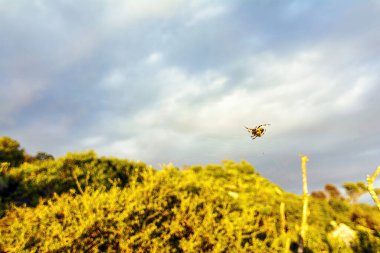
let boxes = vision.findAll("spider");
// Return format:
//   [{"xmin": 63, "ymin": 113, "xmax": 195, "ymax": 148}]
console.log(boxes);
[{"xmin": 245, "ymin": 124, "xmax": 271, "ymax": 140}]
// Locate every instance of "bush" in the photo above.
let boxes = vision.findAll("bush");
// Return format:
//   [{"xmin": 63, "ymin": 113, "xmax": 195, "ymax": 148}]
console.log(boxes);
[
  {"xmin": 0, "ymin": 137, "xmax": 24, "ymax": 167},
  {"xmin": 0, "ymin": 158, "xmax": 379, "ymax": 252}
]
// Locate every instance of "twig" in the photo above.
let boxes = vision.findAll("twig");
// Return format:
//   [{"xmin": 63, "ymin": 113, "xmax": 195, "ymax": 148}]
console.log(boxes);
[
  {"xmin": 72, "ymin": 170, "xmax": 84, "ymax": 194},
  {"xmin": 280, "ymin": 202, "xmax": 290, "ymax": 253},
  {"xmin": 298, "ymin": 155, "xmax": 309, "ymax": 253},
  {"xmin": 367, "ymin": 165, "xmax": 380, "ymax": 211}
]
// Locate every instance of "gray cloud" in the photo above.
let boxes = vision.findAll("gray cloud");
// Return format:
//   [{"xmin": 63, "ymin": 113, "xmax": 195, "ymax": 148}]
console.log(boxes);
[{"xmin": 1, "ymin": 0, "xmax": 379, "ymax": 195}]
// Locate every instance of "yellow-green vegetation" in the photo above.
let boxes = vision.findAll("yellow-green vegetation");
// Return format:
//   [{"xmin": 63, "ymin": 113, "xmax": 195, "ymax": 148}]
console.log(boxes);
[
  {"xmin": 0, "ymin": 137, "xmax": 25, "ymax": 167},
  {"xmin": 0, "ymin": 149, "xmax": 379, "ymax": 252}
]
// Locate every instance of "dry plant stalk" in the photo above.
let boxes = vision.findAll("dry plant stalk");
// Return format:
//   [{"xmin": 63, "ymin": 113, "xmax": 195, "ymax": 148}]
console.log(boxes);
[
  {"xmin": 72, "ymin": 170, "xmax": 84, "ymax": 194},
  {"xmin": 280, "ymin": 202, "xmax": 286, "ymax": 235},
  {"xmin": 280, "ymin": 202, "xmax": 290, "ymax": 253},
  {"xmin": 298, "ymin": 155, "xmax": 309, "ymax": 253},
  {"xmin": 367, "ymin": 165, "xmax": 380, "ymax": 211}
]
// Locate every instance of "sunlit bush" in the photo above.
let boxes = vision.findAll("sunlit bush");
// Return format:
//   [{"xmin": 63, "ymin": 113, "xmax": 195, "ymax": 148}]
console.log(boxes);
[{"xmin": 0, "ymin": 155, "xmax": 379, "ymax": 252}]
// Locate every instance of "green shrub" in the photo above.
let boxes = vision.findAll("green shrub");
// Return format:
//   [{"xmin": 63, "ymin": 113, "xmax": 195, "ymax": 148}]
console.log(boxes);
[
  {"xmin": 0, "ymin": 137, "xmax": 24, "ymax": 167},
  {"xmin": 0, "ymin": 158, "xmax": 379, "ymax": 252}
]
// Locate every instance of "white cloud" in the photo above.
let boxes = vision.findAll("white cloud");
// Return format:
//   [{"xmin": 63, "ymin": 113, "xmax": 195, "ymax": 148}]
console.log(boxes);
[
  {"xmin": 104, "ymin": 0, "xmax": 185, "ymax": 28},
  {"xmin": 80, "ymin": 136, "xmax": 105, "ymax": 147},
  {"xmin": 145, "ymin": 52, "xmax": 164, "ymax": 64},
  {"xmin": 134, "ymin": 66, "xmax": 228, "ymax": 129},
  {"xmin": 186, "ymin": 3, "xmax": 230, "ymax": 26},
  {"xmin": 335, "ymin": 76, "xmax": 375, "ymax": 113},
  {"xmin": 100, "ymin": 69, "xmax": 128, "ymax": 90},
  {"xmin": 95, "ymin": 40, "xmax": 380, "ymax": 170}
]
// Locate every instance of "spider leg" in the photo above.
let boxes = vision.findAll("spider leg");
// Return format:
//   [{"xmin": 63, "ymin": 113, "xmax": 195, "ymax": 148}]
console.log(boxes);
[{"xmin": 259, "ymin": 124, "xmax": 270, "ymax": 128}]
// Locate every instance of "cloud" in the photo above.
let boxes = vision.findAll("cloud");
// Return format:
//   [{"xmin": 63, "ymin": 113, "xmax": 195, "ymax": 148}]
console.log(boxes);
[
  {"xmin": 103, "ymin": 0, "xmax": 186, "ymax": 28},
  {"xmin": 186, "ymin": 3, "xmax": 230, "ymax": 26},
  {"xmin": 1, "ymin": 0, "xmax": 380, "ymax": 194},
  {"xmin": 0, "ymin": 78, "xmax": 45, "ymax": 126}
]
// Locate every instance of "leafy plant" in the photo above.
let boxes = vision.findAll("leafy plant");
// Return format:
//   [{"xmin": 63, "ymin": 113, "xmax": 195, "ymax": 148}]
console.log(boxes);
[{"xmin": 0, "ymin": 140, "xmax": 379, "ymax": 252}]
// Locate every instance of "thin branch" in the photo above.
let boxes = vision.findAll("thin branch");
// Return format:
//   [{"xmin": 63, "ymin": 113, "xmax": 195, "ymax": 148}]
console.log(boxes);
[
  {"xmin": 72, "ymin": 170, "xmax": 84, "ymax": 195},
  {"xmin": 367, "ymin": 165, "xmax": 380, "ymax": 211},
  {"xmin": 298, "ymin": 155, "xmax": 309, "ymax": 253}
]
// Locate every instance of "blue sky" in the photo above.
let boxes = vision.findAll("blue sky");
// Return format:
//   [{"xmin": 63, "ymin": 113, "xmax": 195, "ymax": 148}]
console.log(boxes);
[{"xmin": 1, "ymin": 0, "xmax": 380, "ymax": 194}]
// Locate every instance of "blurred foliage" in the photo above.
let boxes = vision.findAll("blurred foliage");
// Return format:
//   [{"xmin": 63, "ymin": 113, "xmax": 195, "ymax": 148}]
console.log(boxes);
[
  {"xmin": 34, "ymin": 152, "xmax": 55, "ymax": 161},
  {"xmin": 0, "ymin": 149, "xmax": 379, "ymax": 252},
  {"xmin": 310, "ymin": 190, "xmax": 327, "ymax": 200},
  {"xmin": 343, "ymin": 182, "xmax": 368, "ymax": 204},
  {"xmin": 0, "ymin": 137, "xmax": 25, "ymax": 167},
  {"xmin": 324, "ymin": 183, "xmax": 343, "ymax": 200},
  {"xmin": 0, "ymin": 150, "xmax": 149, "ymax": 215}
]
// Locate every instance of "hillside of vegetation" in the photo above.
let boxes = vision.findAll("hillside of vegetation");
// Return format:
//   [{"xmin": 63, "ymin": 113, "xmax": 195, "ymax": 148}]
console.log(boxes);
[{"xmin": 0, "ymin": 138, "xmax": 379, "ymax": 252}]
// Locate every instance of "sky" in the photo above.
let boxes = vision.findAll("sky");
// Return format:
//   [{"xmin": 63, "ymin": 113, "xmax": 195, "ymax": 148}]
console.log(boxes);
[{"xmin": 1, "ymin": 0, "xmax": 380, "ymax": 194}]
